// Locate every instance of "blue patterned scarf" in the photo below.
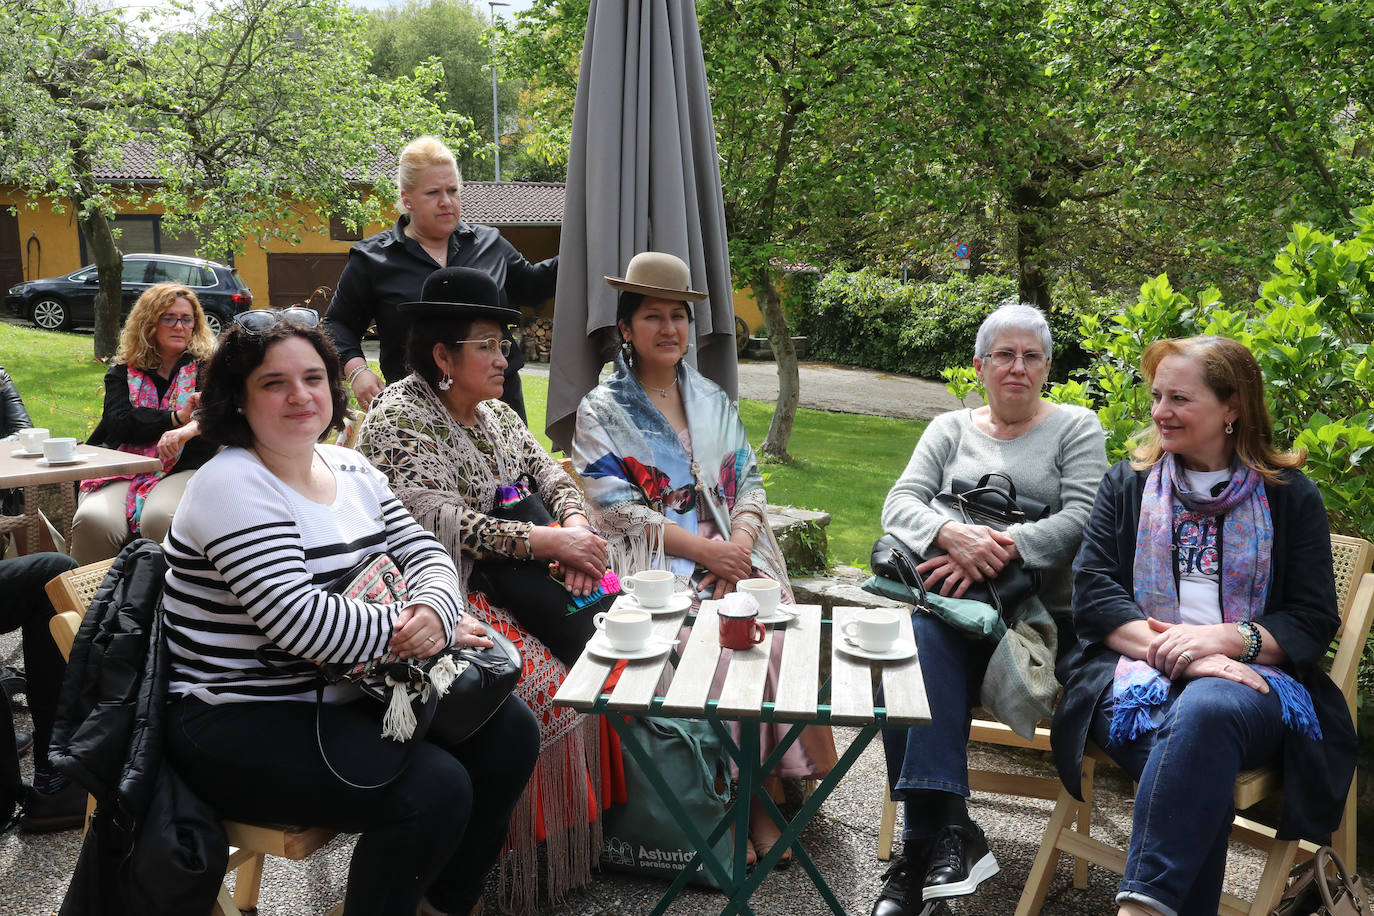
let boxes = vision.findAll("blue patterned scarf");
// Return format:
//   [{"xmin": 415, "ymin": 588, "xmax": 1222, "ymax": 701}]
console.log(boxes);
[
  {"xmin": 574, "ymin": 353, "xmax": 763, "ymax": 577},
  {"xmin": 1110, "ymin": 454, "xmax": 1321, "ymax": 744}
]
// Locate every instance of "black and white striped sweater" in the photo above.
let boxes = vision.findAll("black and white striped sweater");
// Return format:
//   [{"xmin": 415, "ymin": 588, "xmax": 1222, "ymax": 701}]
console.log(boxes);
[{"xmin": 162, "ymin": 444, "xmax": 462, "ymax": 704}]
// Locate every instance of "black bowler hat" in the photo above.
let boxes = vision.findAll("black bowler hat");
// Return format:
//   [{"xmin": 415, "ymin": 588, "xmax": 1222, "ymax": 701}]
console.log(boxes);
[{"xmin": 397, "ymin": 266, "xmax": 520, "ymax": 324}]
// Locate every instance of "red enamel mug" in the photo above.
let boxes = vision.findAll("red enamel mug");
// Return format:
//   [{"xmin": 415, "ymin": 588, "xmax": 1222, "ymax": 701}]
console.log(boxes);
[{"xmin": 718, "ymin": 596, "xmax": 766, "ymax": 650}]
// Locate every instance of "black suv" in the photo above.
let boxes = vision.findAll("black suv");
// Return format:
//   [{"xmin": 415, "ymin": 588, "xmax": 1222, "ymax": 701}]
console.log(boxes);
[{"xmin": 6, "ymin": 254, "xmax": 252, "ymax": 336}]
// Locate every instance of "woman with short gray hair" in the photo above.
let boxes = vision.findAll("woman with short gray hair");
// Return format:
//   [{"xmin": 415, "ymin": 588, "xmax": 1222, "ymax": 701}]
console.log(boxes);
[{"xmin": 868, "ymin": 303, "xmax": 1107, "ymax": 916}]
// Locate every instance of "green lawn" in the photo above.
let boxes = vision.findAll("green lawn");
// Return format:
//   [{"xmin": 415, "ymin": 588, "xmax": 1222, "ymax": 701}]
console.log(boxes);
[{"xmin": 3, "ymin": 325, "xmax": 925, "ymax": 570}]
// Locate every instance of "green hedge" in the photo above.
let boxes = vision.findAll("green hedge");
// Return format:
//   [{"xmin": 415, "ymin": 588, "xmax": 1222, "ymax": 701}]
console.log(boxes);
[{"xmin": 796, "ymin": 270, "xmax": 1085, "ymax": 380}]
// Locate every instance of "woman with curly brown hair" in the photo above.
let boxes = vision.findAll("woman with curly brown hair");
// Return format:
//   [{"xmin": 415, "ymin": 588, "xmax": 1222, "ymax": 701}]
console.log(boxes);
[{"xmin": 70, "ymin": 282, "xmax": 218, "ymax": 562}]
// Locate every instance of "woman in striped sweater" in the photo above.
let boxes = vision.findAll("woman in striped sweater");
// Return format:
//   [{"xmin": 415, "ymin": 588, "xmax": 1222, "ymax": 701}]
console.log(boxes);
[{"xmin": 161, "ymin": 311, "xmax": 538, "ymax": 916}]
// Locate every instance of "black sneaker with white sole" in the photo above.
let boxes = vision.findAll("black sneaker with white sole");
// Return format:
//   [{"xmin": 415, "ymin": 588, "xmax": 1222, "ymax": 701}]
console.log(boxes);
[
  {"xmin": 870, "ymin": 848, "xmax": 948, "ymax": 916},
  {"xmin": 921, "ymin": 824, "xmax": 998, "ymax": 900}
]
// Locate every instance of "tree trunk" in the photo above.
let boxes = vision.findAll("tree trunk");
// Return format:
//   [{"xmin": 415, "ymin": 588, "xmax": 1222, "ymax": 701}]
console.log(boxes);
[
  {"xmin": 77, "ymin": 206, "xmax": 122, "ymax": 361},
  {"xmin": 1010, "ymin": 180, "xmax": 1053, "ymax": 308},
  {"xmin": 754, "ymin": 268, "xmax": 797, "ymax": 462}
]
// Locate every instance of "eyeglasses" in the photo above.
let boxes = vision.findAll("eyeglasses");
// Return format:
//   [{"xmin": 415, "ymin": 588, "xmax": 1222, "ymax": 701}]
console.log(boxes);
[
  {"xmin": 982, "ymin": 349, "xmax": 1047, "ymax": 370},
  {"xmin": 452, "ymin": 337, "xmax": 512, "ymax": 357},
  {"xmin": 158, "ymin": 314, "xmax": 195, "ymax": 328},
  {"xmin": 233, "ymin": 306, "xmax": 321, "ymax": 333}
]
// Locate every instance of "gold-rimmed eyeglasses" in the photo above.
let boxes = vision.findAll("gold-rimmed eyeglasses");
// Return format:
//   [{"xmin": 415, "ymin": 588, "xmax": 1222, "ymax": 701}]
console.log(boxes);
[{"xmin": 452, "ymin": 337, "xmax": 512, "ymax": 357}]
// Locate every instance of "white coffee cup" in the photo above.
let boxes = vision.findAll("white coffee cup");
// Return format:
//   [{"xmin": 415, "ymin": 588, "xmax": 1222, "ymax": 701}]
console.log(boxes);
[
  {"xmin": 42, "ymin": 437, "xmax": 78, "ymax": 463},
  {"xmin": 621, "ymin": 569, "xmax": 677, "ymax": 608},
  {"xmin": 842, "ymin": 608, "xmax": 901, "ymax": 653},
  {"xmin": 19, "ymin": 427, "xmax": 49, "ymax": 453},
  {"xmin": 738, "ymin": 578, "xmax": 781, "ymax": 616},
  {"xmin": 593, "ymin": 607, "xmax": 654, "ymax": 651}
]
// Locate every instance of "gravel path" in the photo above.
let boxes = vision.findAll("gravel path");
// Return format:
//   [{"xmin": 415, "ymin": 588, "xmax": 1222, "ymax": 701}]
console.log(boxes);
[{"xmin": 520, "ymin": 358, "xmax": 974, "ymax": 421}]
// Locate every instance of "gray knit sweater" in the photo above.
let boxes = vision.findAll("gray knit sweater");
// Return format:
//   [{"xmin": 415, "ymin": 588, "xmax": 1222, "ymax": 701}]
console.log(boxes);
[{"xmin": 880, "ymin": 404, "xmax": 1108, "ymax": 620}]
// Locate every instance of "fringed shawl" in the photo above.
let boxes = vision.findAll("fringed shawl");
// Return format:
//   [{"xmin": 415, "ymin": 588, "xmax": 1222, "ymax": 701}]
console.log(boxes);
[
  {"xmin": 1110, "ymin": 454, "xmax": 1321, "ymax": 746},
  {"xmin": 573, "ymin": 354, "xmax": 785, "ymax": 586},
  {"xmin": 357, "ymin": 374, "xmax": 601, "ymax": 915}
]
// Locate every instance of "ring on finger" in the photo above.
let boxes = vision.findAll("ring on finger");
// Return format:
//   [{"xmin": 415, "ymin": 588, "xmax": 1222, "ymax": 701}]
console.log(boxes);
[{"xmin": 1179, "ymin": 650, "xmax": 1194, "ymax": 663}]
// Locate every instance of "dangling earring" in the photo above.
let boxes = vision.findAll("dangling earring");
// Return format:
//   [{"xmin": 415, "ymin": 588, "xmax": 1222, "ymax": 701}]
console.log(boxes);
[
  {"xmin": 621, "ymin": 338, "xmax": 635, "ymax": 368},
  {"xmin": 1226, "ymin": 420, "xmax": 1234, "ymax": 435},
  {"xmin": 437, "ymin": 373, "xmax": 452, "ymax": 391}
]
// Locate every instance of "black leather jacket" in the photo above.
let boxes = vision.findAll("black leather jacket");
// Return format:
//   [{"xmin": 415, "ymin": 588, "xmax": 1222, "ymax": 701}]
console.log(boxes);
[
  {"xmin": 0, "ymin": 368, "xmax": 31, "ymax": 439},
  {"xmin": 0, "ymin": 368, "xmax": 33, "ymax": 516},
  {"xmin": 50, "ymin": 540, "xmax": 227, "ymax": 916}
]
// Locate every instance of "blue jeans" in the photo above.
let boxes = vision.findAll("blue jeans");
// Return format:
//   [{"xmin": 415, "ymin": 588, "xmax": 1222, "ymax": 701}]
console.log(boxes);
[
  {"xmin": 880, "ymin": 612, "xmax": 993, "ymax": 843},
  {"xmin": 1092, "ymin": 675, "xmax": 1285, "ymax": 916}
]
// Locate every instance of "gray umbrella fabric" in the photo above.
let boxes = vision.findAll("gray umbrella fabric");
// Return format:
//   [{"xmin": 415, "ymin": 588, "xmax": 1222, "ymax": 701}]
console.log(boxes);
[{"xmin": 545, "ymin": 0, "xmax": 738, "ymax": 453}]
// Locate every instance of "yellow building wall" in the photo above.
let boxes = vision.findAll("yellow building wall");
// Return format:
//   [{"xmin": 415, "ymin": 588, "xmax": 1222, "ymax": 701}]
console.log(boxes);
[{"xmin": 2, "ymin": 190, "xmax": 86, "ymax": 282}]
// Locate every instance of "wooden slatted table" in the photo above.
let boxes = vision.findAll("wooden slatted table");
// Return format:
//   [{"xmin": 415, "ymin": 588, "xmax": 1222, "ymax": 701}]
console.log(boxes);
[
  {"xmin": 554, "ymin": 602, "xmax": 929, "ymax": 915},
  {"xmin": 0, "ymin": 444, "xmax": 163, "ymax": 552}
]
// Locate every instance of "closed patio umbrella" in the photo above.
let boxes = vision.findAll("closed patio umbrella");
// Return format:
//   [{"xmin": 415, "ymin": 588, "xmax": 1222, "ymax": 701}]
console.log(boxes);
[{"xmin": 545, "ymin": 0, "xmax": 737, "ymax": 452}]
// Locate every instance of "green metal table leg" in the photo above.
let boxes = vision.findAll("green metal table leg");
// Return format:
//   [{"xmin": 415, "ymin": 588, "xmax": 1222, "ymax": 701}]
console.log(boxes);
[{"xmin": 729, "ymin": 722, "xmax": 883, "ymax": 914}]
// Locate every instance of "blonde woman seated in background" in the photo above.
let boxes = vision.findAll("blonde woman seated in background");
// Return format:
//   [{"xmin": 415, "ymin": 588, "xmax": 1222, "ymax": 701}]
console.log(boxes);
[{"xmin": 71, "ymin": 283, "xmax": 216, "ymax": 563}]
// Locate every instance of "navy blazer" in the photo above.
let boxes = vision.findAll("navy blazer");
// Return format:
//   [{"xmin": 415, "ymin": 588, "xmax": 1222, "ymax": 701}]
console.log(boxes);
[{"xmin": 1051, "ymin": 460, "xmax": 1356, "ymax": 840}]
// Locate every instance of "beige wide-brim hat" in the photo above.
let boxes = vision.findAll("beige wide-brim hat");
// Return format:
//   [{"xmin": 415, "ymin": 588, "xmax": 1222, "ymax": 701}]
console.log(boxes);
[{"xmin": 604, "ymin": 251, "xmax": 707, "ymax": 302}]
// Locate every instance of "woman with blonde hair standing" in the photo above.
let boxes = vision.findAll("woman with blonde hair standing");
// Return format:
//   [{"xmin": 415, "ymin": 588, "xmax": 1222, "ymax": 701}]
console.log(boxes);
[
  {"xmin": 325, "ymin": 135, "xmax": 556, "ymax": 421},
  {"xmin": 71, "ymin": 282, "xmax": 217, "ymax": 562}
]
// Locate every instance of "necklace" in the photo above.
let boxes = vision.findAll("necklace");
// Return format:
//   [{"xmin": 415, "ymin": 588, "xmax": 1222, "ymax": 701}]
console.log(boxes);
[{"xmin": 647, "ymin": 381, "xmax": 677, "ymax": 398}]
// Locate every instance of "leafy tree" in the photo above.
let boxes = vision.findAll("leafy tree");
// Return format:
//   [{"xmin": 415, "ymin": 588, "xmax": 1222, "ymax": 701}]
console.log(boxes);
[
  {"xmin": 0, "ymin": 0, "xmax": 461, "ymax": 359},
  {"xmin": 362, "ymin": 0, "xmax": 520, "ymax": 180}
]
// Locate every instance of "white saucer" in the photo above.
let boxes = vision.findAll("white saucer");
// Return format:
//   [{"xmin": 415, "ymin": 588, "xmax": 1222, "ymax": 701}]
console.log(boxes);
[
  {"xmin": 617, "ymin": 591, "xmax": 692, "ymax": 615},
  {"xmin": 757, "ymin": 608, "xmax": 797, "ymax": 625},
  {"xmin": 584, "ymin": 632, "xmax": 676, "ymax": 662},
  {"xmin": 837, "ymin": 637, "xmax": 917, "ymax": 662},
  {"xmin": 36, "ymin": 452, "xmax": 96, "ymax": 467},
  {"xmin": 9, "ymin": 447, "xmax": 42, "ymax": 459}
]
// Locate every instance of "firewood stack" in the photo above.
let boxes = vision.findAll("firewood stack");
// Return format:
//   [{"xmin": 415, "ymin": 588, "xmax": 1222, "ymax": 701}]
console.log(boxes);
[{"xmin": 521, "ymin": 316, "xmax": 553, "ymax": 363}]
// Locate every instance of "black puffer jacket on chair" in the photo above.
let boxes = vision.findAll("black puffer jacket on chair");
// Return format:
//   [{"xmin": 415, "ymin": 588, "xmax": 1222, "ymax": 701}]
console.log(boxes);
[{"xmin": 49, "ymin": 539, "xmax": 227, "ymax": 916}]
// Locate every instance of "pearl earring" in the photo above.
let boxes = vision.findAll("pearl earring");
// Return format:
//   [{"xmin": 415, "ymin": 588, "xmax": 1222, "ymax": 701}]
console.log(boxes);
[{"xmin": 437, "ymin": 373, "xmax": 452, "ymax": 391}]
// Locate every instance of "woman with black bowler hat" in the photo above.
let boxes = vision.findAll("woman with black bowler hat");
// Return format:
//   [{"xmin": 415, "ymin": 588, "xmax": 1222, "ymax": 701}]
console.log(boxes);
[{"xmin": 357, "ymin": 266, "xmax": 612, "ymax": 909}]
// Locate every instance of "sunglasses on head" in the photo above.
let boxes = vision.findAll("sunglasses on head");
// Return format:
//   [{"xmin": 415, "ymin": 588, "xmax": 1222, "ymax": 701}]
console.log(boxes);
[{"xmin": 233, "ymin": 306, "xmax": 321, "ymax": 333}]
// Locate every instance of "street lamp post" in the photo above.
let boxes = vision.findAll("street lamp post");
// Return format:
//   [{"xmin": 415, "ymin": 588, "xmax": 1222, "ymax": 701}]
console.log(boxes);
[{"xmin": 489, "ymin": 1, "xmax": 510, "ymax": 181}]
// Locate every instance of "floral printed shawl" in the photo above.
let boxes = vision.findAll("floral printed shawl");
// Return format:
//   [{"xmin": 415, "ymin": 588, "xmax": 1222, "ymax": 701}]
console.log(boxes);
[
  {"xmin": 80, "ymin": 362, "xmax": 197, "ymax": 533},
  {"xmin": 573, "ymin": 353, "xmax": 770, "ymax": 579}
]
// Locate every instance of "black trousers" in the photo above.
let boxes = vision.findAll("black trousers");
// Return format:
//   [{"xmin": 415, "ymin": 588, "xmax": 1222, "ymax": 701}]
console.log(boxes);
[
  {"xmin": 167, "ymin": 692, "xmax": 539, "ymax": 915},
  {"xmin": 0, "ymin": 552, "xmax": 77, "ymax": 767}
]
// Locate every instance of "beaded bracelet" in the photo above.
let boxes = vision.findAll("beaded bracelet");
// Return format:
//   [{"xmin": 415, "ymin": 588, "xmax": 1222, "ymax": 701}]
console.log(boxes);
[
  {"xmin": 1236, "ymin": 621, "xmax": 1262, "ymax": 663},
  {"xmin": 347, "ymin": 364, "xmax": 371, "ymax": 387}
]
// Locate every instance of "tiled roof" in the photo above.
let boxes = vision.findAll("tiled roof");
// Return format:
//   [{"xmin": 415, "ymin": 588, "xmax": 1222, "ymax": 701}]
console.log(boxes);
[
  {"xmin": 460, "ymin": 182, "xmax": 564, "ymax": 225},
  {"xmin": 90, "ymin": 141, "xmax": 166, "ymax": 182},
  {"xmin": 86, "ymin": 142, "xmax": 566, "ymax": 224}
]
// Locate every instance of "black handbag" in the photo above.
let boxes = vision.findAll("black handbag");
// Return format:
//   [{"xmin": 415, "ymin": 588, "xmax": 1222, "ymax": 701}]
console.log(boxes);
[
  {"xmin": 259, "ymin": 552, "xmax": 522, "ymax": 789},
  {"xmin": 469, "ymin": 473, "xmax": 614, "ymax": 667},
  {"xmin": 871, "ymin": 473, "xmax": 1047, "ymax": 616}
]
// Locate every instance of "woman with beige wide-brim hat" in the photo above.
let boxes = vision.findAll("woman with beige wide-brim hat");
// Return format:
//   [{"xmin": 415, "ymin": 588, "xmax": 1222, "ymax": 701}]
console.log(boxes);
[{"xmin": 572, "ymin": 251, "xmax": 838, "ymax": 868}]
